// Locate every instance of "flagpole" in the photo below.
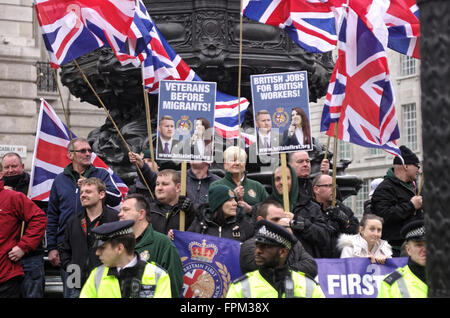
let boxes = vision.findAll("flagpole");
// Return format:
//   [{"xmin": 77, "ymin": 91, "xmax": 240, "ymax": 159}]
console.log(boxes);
[
  {"xmin": 73, "ymin": 59, "xmax": 155, "ymax": 200},
  {"xmin": 53, "ymin": 69, "xmax": 74, "ymax": 143},
  {"xmin": 324, "ymin": 135, "xmax": 331, "ymax": 160},
  {"xmin": 331, "ymin": 124, "xmax": 339, "ymax": 207},
  {"xmin": 237, "ymin": 0, "xmax": 244, "ymax": 182}
]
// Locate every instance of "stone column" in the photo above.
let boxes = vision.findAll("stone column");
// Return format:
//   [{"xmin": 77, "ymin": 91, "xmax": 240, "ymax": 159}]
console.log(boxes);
[{"xmin": 417, "ymin": 0, "xmax": 450, "ymax": 297}]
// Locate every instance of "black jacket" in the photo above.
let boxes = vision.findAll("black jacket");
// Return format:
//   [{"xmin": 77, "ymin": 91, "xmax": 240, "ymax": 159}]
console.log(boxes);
[
  {"xmin": 291, "ymin": 199, "xmax": 337, "ymax": 258},
  {"xmin": 60, "ymin": 206, "xmax": 119, "ymax": 285},
  {"xmin": 187, "ymin": 205, "xmax": 254, "ymax": 242},
  {"xmin": 185, "ymin": 169, "xmax": 221, "ymax": 209},
  {"xmin": 291, "ymin": 198, "xmax": 358, "ymax": 258},
  {"xmin": 149, "ymin": 198, "xmax": 195, "ymax": 235},
  {"xmin": 371, "ymin": 169, "xmax": 424, "ymax": 246},
  {"xmin": 239, "ymin": 237, "xmax": 317, "ymax": 277}
]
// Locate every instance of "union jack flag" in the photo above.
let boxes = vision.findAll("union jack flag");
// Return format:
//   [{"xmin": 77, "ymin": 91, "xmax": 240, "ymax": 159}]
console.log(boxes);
[
  {"xmin": 320, "ymin": 4, "xmax": 401, "ymax": 157},
  {"xmin": 125, "ymin": 1, "xmax": 251, "ymax": 144},
  {"xmin": 34, "ymin": 0, "xmax": 136, "ymax": 68},
  {"xmin": 28, "ymin": 99, "xmax": 128, "ymax": 206},
  {"xmin": 242, "ymin": 0, "xmax": 339, "ymax": 53},
  {"xmin": 385, "ymin": 0, "xmax": 420, "ymax": 58}
]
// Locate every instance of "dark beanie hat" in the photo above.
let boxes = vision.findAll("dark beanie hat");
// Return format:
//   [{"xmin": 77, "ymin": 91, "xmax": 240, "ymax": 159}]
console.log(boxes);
[
  {"xmin": 393, "ymin": 145, "xmax": 419, "ymax": 165},
  {"xmin": 143, "ymin": 149, "xmax": 151, "ymax": 159},
  {"xmin": 208, "ymin": 185, "xmax": 236, "ymax": 212}
]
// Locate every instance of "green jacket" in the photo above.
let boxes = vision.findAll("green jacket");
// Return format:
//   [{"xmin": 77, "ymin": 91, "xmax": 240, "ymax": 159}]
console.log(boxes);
[
  {"xmin": 135, "ymin": 224, "xmax": 184, "ymax": 297},
  {"xmin": 212, "ymin": 172, "xmax": 269, "ymax": 206},
  {"xmin": 377, "ymin": 264, "xmax": 427, "ymax": 298},
  {"xmin": 226, "ymin": 269, "xmax": 325, "ymax": 298}
]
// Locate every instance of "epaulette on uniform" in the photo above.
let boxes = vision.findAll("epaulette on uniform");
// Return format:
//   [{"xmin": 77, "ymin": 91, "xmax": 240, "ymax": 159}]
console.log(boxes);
[
  {"xmin": 383, "ymin": 270, "xmax": 402, "ymax": 286},
  {"xmin": 232, "ymin": 273, "xmax": 249, "ymax": 284}
]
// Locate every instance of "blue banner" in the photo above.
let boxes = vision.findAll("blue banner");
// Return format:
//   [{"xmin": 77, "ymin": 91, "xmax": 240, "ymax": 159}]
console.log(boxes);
[
  {"xmin": 315, "ymin": 257, "xmax": 408, "ymax": 298},
  {"xmin": 173, "ymin": 230, "xmax": 242, "ymax": 298}
]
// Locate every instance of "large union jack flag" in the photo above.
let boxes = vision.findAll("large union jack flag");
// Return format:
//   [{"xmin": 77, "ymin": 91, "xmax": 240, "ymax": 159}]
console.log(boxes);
[
  {"xmin": 28, "ymin": 99, "xmax": 128, "ymax": 206},
  {"xmin": 320, "ymin": 4, "xmax": 401, "ymax": 157},
  {"xmin": 34, "ymin": 0, "xmax": 136, "ymax": 68}
]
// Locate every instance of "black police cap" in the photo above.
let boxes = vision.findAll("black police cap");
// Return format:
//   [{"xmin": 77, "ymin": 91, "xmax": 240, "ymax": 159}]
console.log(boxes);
[
  {"xmin": 254, "ymin": 219, "xmax": 297, "ymax": 250},
  {"xmin": 92, "ymin": 220, "xmax": 135, "ymax": 247},
  {"xmin": 400, "ymin": 219, "xmax": 425, "ymax": 241}
]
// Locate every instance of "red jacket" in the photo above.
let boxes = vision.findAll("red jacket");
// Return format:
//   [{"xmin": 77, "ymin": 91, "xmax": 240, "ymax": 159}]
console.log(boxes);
[{"xmin": 0, "ymin": 180, "xmax": 47, "ymax": 283}]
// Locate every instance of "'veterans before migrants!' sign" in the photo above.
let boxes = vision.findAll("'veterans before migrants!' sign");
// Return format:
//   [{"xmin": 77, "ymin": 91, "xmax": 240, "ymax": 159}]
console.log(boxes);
[
  {"xmin": 251, "ymin": 71, "xmax": 312, "ymax": 155},
  {"xmin": 157, "ymin": 80, "xmax": 216, "ymax": 162}
]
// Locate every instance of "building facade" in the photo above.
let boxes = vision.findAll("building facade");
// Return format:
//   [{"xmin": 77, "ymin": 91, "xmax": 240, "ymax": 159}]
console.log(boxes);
[{"xmin": 0, "ymin": 0, "xmax": 106, "ymax": 170}]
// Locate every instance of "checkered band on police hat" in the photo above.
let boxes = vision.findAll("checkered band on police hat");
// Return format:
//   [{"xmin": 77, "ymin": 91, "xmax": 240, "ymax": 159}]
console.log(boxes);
[
  {"xmin": 255, "ymin": 220, "xmax": 297, "ymax": 250},
  {"xmin": 401, "ymin": 219, "xmax": 425, "ymax": 241}
]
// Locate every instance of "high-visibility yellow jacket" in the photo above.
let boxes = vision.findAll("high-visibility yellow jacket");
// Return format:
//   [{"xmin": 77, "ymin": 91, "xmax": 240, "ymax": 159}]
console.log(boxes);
[
  {"xmin": 377, "ymin": 265, "xmax": 427, "ymax": 298},
  {"xmin": 80, "ymin": 261, "xmax": 172, "ymax": 298},
  {"xmin": 226, "ymin": 270, "xmax": 325, "ymax": 298}
]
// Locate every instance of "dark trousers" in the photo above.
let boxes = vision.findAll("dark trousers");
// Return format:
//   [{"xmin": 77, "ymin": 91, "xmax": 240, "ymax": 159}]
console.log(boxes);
[
  {"xmin": 0, "ymin": 275, "xmax": 23, "ymax": 298},
  {"xmin": 20, "ymin": 253, "xmax": 45, "ymax": 298}
]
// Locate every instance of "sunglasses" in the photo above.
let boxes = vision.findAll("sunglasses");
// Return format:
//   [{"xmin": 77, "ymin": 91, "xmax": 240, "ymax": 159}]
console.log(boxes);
[{"xmin": 72, "ymin": 148, "xmax": 93, "ymax": 154}]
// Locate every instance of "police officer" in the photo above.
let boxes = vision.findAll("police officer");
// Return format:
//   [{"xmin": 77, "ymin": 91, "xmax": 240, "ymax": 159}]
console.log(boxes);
[
  {"xmin": 377, "ymin": 219, "xmax": 427, "ymax": 298},
  {"xmin": 80, "ymin": 220, "xmax": 172, "ymax": 298},
  {"xmin": 226, "ymin": 220, "xmax": 325, "ymax": 298}
]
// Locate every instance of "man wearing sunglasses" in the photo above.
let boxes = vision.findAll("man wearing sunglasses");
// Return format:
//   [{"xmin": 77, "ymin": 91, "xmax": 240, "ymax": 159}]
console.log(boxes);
[
  {"xmin": 47, "ymin": 137, "xmax": 122, "ymax": 297},
  {"xmin": 371, "ymin": 145, "xmax": 424, "ymax": 257}
]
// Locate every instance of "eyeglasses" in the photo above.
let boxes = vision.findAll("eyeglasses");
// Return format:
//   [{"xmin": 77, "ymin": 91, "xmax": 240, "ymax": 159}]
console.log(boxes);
[
  {"xmin": 412, "ymin": 163, "xmax": 420, "ymax": 169},
  {"xmin": 316, "ymin": 184, "xmax": 333, "ymax": 188},
  {"xmin": 72, "ymin": 148, "xmax": 93, "ymax": 154}
]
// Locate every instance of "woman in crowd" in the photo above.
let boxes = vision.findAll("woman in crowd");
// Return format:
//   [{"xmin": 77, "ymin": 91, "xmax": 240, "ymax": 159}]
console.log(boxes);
[
  {"xmin": 337, "ymin": 214, "xmax": 392, "ymax": 264},
  {"xmin": 187, "ymin": 184, "xmax": 254, "ymax": 242}
]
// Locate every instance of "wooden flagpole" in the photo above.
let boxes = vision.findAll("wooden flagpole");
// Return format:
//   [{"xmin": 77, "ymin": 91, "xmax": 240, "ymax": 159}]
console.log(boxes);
[
  {"xmin": 331, "ymin": 124, "xmax": 339, "ymax": 207},
  {"xmin": 73, "ymin": 60, "xmax": 154, "ymax": 199}
]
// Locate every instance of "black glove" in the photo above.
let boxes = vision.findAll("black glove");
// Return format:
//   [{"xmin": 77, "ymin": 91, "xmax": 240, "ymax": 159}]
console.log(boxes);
[
  {"xmin": 326, "ymin": 207, "xmax": 350, "ymax": 229},
  {"xmin": 290, "ymin": 216, "xmax": 310, "ymax": 232},
  {"xmin": 178, "ymin": 195, "xmax": 193, "ymax": 211}
]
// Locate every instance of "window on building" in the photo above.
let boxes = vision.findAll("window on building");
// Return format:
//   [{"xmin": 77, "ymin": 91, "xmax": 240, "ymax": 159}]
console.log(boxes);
[
  {"xmin": 338, "ymin": 140, "xmax": 351, "ymax": 160},
  {"xmin": 401, "ymin": 55, "xmax": 416, "ymax": 76},
  {"xmin": 369, "ymin": 147, "xmax": 383, "ymax": 156},
  {"xmin": 355, "ymin": 179, "xmax": 370, "ymax": 218},
  {"xmin": 36, "ymin": 61, "xmax": 57, "ymax": 93},
  {"xmin": 402, "ymin": 103, "xmax": 418, "ymax": 151}
]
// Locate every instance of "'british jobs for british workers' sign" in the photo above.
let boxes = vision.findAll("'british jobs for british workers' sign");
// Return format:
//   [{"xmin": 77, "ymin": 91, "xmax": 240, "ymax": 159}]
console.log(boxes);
[
  {"xmin": 250, "ymin": 71, "xmax": 312, "ymax": 155},
  {"xmin": 157, "ymin": 80, "xmax": 216, "ymax": 162}
]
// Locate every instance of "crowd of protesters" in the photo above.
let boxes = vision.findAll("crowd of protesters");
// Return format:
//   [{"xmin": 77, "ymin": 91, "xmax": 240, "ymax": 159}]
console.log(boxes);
[{"xmin": 0, "ymin": 138, "xmax": 426, "ymax": 298}]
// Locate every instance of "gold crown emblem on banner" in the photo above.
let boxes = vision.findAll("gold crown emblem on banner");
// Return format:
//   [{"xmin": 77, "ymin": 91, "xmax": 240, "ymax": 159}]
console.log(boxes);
[
  {"xmin": 181, "ymin": 115, "xmax": 189, "ymax": 121},
  {"xmin": 189, "ymin": 239, "xmax": 218, "ymax": 263},
  {"xmin": 276, "ymin": 107, "xmax": 284, "ymax": 112}
]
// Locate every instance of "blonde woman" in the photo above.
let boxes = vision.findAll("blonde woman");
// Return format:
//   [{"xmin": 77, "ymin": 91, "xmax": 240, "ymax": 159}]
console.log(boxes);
[{"xmin": 337, "ymin": 214, "xmax": 392, "ymax": 264}]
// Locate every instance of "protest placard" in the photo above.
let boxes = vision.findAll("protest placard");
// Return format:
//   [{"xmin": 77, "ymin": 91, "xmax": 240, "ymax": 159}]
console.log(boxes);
[
  {"xmin": 157, "ymin": 80, "xmax": 216, "ymax": 162},
  {"xmin": 250, "ymin": 71, "xmax": 312, "ymax": 155}
]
